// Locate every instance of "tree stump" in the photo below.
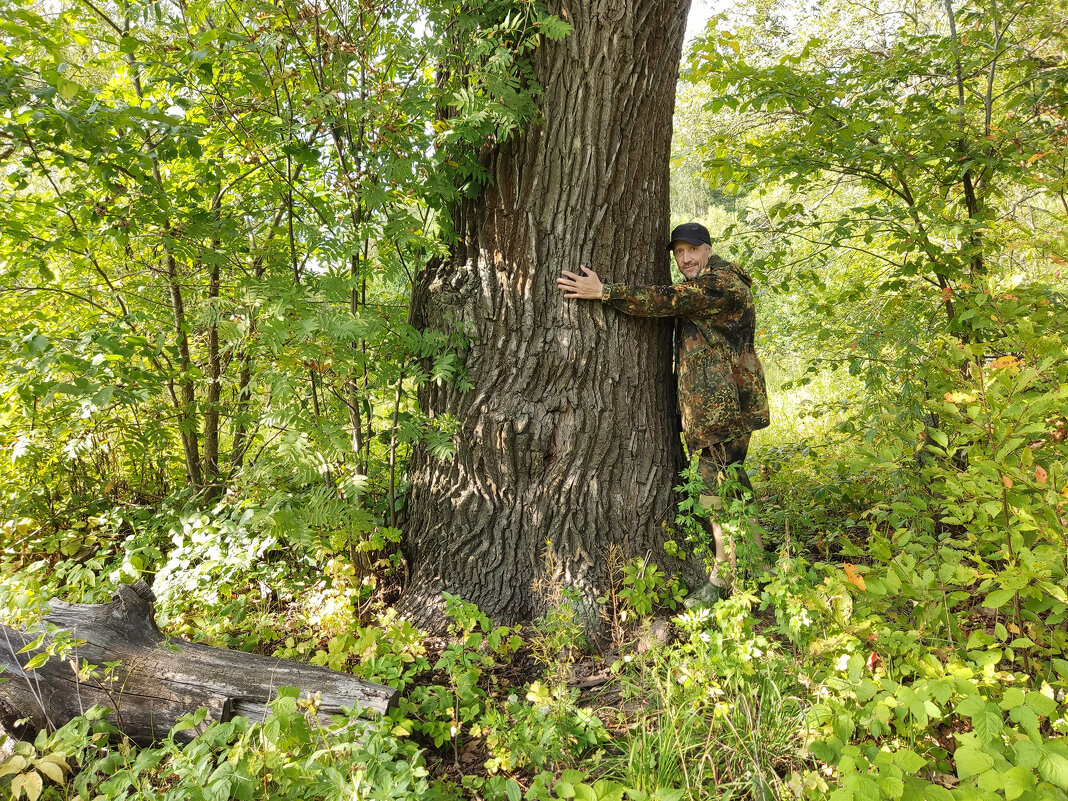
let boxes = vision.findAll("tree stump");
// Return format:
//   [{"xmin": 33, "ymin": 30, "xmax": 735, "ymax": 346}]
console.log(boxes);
[{"xmin": 0, "ymin": 581, "xmax": 397, "ymax": 745}]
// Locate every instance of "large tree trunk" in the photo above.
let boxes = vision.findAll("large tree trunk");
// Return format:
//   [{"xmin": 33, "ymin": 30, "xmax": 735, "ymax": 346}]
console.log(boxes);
[
  {"xmin": 401, "ymin": 0, "xmax": 702, "ymax": 630},
  {"xmin": 0, "ymin": 582, "xmax": 396, "ymax": 745}
]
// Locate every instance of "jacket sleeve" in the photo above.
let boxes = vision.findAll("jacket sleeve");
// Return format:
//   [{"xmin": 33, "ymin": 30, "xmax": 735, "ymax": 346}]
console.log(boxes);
[{"xmin": 601, "ymin": 267, "xmax": 745, "ymax": 318}]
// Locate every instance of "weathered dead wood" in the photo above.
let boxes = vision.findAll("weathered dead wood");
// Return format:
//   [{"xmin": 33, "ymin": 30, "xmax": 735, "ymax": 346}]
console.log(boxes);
[{"xmin": 0, "ymin": 581, "xmax": 397, "ymax": 744}]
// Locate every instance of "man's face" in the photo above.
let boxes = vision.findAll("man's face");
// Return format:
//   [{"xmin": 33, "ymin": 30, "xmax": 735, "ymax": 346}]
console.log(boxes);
[{"xmin": 672, "ymin": 241, "xmax": 712, "ymax": 280}]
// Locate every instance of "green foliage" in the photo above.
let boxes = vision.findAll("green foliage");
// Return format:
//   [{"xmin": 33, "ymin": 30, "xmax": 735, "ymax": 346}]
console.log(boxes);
[
  {"xmin": 617, "ymin": 558, "xmax": 685, "ymax": 622},
  {"xmin": 389, "ymin": 594, "xmax": 522, "ymax": 757},
  {"xmin": 672, "ymin": 3, "xmax": 1068, "ymax": 799},
  {"xmin": 0, "ymin": 730, "xmax": 71, "ymax": 801},
  {"xmin": 0, "ymin": 0, "xmax": 562, "ymax": 575},
  {"xmin": 672, "ymin": 457, "xmax": 711, "ymax": 552},
  {"xmin": 0, "ymin": 698, "xmax": 449, "ymax": 801},
  {"xmin": 478, "ymin": 598, "xmax": 608, "ymax": 775},
  {"xmin": 3, "ymin": 0, "xmax": 1068, "ymax": 799}
]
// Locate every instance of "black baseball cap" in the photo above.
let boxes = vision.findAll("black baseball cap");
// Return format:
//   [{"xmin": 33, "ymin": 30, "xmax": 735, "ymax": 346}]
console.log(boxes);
[{"xmin": 668, "ymin": 222, "xmax": 711, "ymax": 249}]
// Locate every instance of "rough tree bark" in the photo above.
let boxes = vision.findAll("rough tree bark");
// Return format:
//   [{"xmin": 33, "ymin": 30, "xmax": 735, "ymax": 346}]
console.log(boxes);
[
  {"xmin": 0, "ymin": 582, "xmax": 396, "ymax": 745},
  {"xmin": 401, "ymin": 0, "xmax": 704, "ymax": 630}
]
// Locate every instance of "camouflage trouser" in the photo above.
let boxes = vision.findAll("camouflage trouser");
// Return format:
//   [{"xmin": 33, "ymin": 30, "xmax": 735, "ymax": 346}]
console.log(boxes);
[{"xmin": 696, "ymin": 432, "xmax": 753, "ymax": 507}]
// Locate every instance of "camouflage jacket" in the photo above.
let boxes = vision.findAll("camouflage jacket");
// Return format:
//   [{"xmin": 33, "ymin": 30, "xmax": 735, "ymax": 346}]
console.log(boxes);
[{"xmin": 602, "ymin": 255, "xmax": 770, "ymax": 451}]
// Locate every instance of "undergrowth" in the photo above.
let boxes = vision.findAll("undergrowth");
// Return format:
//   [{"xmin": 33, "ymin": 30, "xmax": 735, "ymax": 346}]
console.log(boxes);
[{"xmin": 3, "ymin": 288, "xmax": 1067, "ymax": 801}]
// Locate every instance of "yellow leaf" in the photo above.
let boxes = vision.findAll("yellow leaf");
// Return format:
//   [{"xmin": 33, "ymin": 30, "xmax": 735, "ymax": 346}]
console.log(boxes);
[
  {"xmin": 37, "ymin": 754, "xmax": 69, "ymax": 770},
  {"xmin": 12, "ymin": 770, "xmax": 43, "ymax": 801},
  {"xmin": 0, "ymin": 754, "xmax": 28, "ymax": 777},
  {"xmin": 944, "ymin": 391, "xmax": 977, "ymax": 404},
  {"xmin": 526, "ymin": 680, "xmax": 552, "ymax": 706},
  {"xmin": 844, "ymin": 563, "xmax": 866, "ymax": 591},
  {"xmin": 34, "ymin": 758, "xmax": 65, "ymax": 784},
  {"xmin": 990, "ymin": 355, "xmax": 1022, "ymax": 369}
]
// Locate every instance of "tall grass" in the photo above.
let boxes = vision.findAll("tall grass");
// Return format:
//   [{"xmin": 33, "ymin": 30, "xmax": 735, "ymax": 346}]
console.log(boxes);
[{"xmin": 597, "ymin": 632, "xmax": 808, "ymax": 800}]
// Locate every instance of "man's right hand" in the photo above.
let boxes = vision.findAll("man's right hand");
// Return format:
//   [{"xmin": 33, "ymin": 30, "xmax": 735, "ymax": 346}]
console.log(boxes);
[{"xmin": 557, "ymin": 266, "xmax": 604, "ymax": 300}]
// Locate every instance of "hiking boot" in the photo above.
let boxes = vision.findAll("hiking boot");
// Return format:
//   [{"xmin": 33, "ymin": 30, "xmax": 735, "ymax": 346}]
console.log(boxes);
[{"xmin": 683, "ymin": 569, "xmax": 731, "ymax": 608}]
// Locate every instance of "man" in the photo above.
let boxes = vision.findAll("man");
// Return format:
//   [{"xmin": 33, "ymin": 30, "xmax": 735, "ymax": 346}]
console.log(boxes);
[{"xmin": 557, "ymin": 222, "xmax": 770, "ymax": 596}]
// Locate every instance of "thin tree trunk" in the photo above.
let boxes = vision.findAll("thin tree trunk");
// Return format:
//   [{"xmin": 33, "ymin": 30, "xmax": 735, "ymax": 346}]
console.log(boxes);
[
  {"xmin": 361, "ymin": 264, "xmax": 372, "ymax": 474},
  {"xmin": 401, "ymin": 0, "xmax": 702, "ymax": 631},
  {"xmin": 347, "ymin": 253, "xmax": 365, "ymax": 464},
  {"xmin": 230, "ymin": 355, "xmax": 254, "ymax": 473},
  {"xmin": 203, "ymin": 240, "xmax": 222, "ymax": 493},
  {"xmin": 388, "ymin": 358, "xmax": 408, "ymax": 530},
  {"xmin": 944, "ymin": 0, "xmax": 985, "ymax": 277},
  {"xmin": 230, "ymin": 243, "xmax": 266, "ymax": 477},
  {"xmin": 165, "ymin": 252, "xmax": 204, "ymax": 488}
]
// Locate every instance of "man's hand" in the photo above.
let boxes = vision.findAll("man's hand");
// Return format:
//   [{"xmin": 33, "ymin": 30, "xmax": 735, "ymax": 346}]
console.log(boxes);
[{"xmin": 557, "ymin": 266, "xmax": 604, "ymax": 299}]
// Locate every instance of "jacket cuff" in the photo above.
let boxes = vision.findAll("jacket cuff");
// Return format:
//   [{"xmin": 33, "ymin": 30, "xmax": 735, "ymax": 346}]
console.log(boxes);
[{"xmin": 601, "ymin": 283, "xmax": 623, "ymax": 301}]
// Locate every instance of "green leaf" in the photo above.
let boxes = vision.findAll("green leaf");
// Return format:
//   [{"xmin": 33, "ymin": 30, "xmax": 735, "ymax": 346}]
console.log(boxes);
[
  {"xmin": 955, "ymin": 746, "xmax": 994, "ymax": 779},
  {"xmin": 1039, "ymin": 751, "xmax": 1068, "ymax": 790},
  {"xmin": 894, "ymin": 749, "xmax": 928, "ymax": 773},
  {"xmin": 1009, "ymin": 703, "xmax": 1039, "ymax": 735},
  {"xmin": 1000, "ymin": 688, "xmax": 1025, "ymax": 710},
  {"xmin": 22, "ymin": 652, "xmax": 51, "ymax": 671},
  {"xmin": 955, "ymin": 694, "xmax": 986, "ymax": 717},
  {"xmin": 1003, "ymin": 765, "xmax": 1035, "ymax": 800},
  {"xmin": 983, "ymin": 588, "xmax": 1014, "ymax": 608},
  {"xmin": 1025, "ymin": 691, "xmax": 1058, "ymax": 717},
  {"xmin": 853, "ymin": 775, "xmax": 881, "ymax": 801},
  {"xmin": 56, "ymin": 77, "xmax": 81, "ymax": 100},
  {"xmin": 1015, "ymin": 738, "xmax": 1043, "ymax": 769},
  {"xmin": 902, "ymin": 777, "xmax": 953, "ymax": 801},
  {"xmin": 929, "ymin": 428, "xmax": 949, "ymax": 448},
  {"xmin": 878, "ymin": 774, "xmax": 905, "ymax": 799},
  {"xmin": 505, "ymin": 778, "xmax": 522, "ymax": 801},
  {"xmin": 573, "ymin": 782, "xmax": 625, "ymax": 801}
]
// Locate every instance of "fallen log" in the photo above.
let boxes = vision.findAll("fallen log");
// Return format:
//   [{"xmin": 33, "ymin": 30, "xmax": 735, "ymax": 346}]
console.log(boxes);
[{"xmin": 0, "ymin": 580, "xmax": 397, "ymax": 745}]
